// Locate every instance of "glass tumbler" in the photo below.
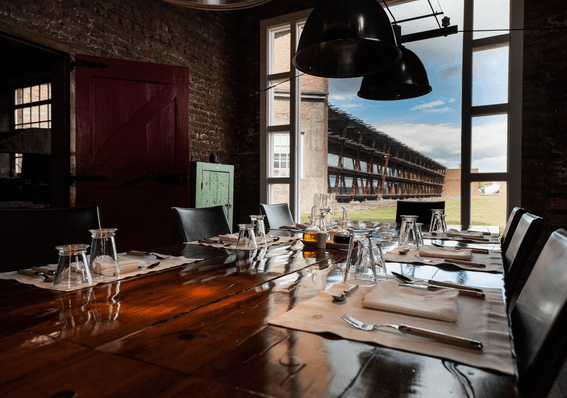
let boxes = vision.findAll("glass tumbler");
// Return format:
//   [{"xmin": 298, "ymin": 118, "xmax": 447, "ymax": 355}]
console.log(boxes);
[
  {"xmin": 250, "ymin": 215, "xmax": 267, "ymax": 246},
  {"xmin": 53, "ymin": 244, "xmax": 93, "ymax": 287},
  {"xmin": 415, "ymin": 223, "xmax": 425, "ymax": 247},
  {"xmin": 399, "ymin": 215, "xmax": 420, "ymax": 249},
  {"xmin": 430, "ymin": 209, "xmax": 448, "ymax": 233},
  {"xmin": 344, "ymin": 231, "xmax": 387, "ymax": 286},
  {"xmin": 235, "ymin": 224, "xmax": 258, "ymax": 250},
  {"xmin": 89, "ymin": 228, "xmax": 119, "ymax": 277}
]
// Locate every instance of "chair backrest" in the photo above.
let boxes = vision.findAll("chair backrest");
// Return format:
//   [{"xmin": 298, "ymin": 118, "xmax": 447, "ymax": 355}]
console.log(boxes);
[
  {"xmin": 0, "ymin": 206, "xmax": 101, "ymax": 273},
  {"xmin": 171, "ymin": 206, "xmax": 231, "ymax": 243},
  {"xmin": 511, "ymin": 229, "xmax": 567, "ymax": 398},
  {"xmin": 395, "ymin": 200, "xmax": 445, "ymax": 228},
  {"xmin": 260, "ymin": 203, "xmax": 295, "ymax": 230},
  {"xmin": 503, "ymin": 212, "xmax": 544, "ymax": 305},
  {"xmin": 501, "ymin": 206, "xmax": 526, "ymax": 255}
]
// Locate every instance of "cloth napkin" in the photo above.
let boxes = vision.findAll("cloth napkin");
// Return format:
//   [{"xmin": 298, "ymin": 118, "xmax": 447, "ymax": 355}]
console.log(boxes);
[
  {"xmin": 361, "ymin": 279, "xmax": 459, "ymax": 323},
  {"xmin": 446, "ymin": 229, "xmax": 488, "ymax": 240},
  {"xmin": 418, "ymin": 245, "xmax": 472, "ymax": 261},
  {"xmin": 218, "ymin": 233, "xmax": 273, "ymax": 244}
]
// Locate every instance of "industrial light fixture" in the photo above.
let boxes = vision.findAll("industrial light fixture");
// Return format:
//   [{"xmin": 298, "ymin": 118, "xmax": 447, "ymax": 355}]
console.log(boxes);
[
  {"xmin": 292, "ymin": 0, "xmax": 401, "ymax": 78},
  {"xmin": 357, "ymin": 44, "xmax": 432, "ymax": 100},
  {"xmin": 161, "ymin": 0, "xmax": 272, "ymax": 10}
]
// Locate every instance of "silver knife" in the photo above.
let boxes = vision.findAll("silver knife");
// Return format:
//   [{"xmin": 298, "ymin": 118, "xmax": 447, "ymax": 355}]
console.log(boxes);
[{"xmin": 400, "ymin": 283, "xmax": 485, "ymax": 299}]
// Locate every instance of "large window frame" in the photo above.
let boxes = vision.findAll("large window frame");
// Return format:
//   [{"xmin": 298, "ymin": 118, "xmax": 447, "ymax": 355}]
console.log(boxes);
[
  {"xmin": 261, "ymin": 1, "xmax": 522, "ymax": 223},
  {"xmin": 461, "ymin": 0, "xmax": 522, "ymax": 225},
  {"xmin": 260, "ymin": 10, "xmax": 311, "ymax": 221}
]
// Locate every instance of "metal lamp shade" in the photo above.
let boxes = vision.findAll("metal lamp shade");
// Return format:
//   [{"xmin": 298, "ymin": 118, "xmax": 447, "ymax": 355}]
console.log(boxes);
[
  {"xmin": 357, "ymin": 46, "xmax": 432, "ymax": 100},
  {"xmin": 161, "ymin": 0, "xmax": 272, "ymax": 10},
  {"xmin": 293, "ymin": 0, "xmax": 401, "ymax": 78}
]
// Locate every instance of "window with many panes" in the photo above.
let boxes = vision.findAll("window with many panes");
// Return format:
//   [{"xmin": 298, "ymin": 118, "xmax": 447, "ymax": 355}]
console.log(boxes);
[
  {"xmin": 12, "ymin": 83, "xmax": 52, "ymax": 174},
  {"xmin": 14, "ymin": 83, "xmax": 52, "ymax": 129}
]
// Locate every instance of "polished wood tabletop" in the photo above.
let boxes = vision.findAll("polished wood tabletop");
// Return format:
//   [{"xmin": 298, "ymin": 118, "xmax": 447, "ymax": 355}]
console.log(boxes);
[{"xmin": 0, "ymin": 233, "xmax": 518, "ymax": 397}]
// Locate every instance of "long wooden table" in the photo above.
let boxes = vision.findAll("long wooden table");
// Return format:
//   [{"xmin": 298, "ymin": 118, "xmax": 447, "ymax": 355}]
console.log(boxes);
[{"xmin": 0, "ymin": 234, "xmax": 518, "ymax": 397}]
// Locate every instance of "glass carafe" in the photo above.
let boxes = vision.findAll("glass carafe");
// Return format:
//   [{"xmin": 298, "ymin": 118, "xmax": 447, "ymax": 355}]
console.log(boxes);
[{"xmin": 303, "ymin": 215, "xmax": 320, "ymax": 242}]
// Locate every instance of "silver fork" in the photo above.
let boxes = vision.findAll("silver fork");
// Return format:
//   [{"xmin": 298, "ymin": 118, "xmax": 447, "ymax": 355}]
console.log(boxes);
[{"xmin": 341, "ymin": 314, "xmax": 483, "ymax": 350}]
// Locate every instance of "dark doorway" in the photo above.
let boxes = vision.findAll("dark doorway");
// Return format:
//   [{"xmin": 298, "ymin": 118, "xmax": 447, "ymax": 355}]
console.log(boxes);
[{"xmin": 0, "ymin": 32, "xmax": 70, "ymax": 208}]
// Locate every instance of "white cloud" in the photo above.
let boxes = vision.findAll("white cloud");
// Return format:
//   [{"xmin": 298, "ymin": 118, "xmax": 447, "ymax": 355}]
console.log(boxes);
[
  {"xmin": 448, "ymin": 98, "xmax": 456, "ymax": 103},
  {"xmin": 412, "ymin": 100, "xmax": 446, "ymax": 110},
  {"xmin": 426, "ymin": 107, "xmax": 451, "ymax": 113},
  {"xmin": 372, "ymin": 120, "xmax": 508, "ymax": 172},
  {"xmin": 342, "ymin": 103, "xmax": 360, "ymax": 109}
]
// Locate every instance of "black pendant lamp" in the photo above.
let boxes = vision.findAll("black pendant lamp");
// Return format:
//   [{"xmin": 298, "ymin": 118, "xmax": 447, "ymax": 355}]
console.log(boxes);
[
  {"xmin": 293, "ymin": 0, "xmax": 401, "ymax": 78},
  {"xmin": 357, "ymin": 44, "xmax": 432, "ymax": 100}
]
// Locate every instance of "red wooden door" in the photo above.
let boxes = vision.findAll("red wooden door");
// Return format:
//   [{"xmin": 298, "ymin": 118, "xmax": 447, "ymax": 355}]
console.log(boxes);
[{"xmin": 75, "ymin": 55, "xmax": 189, "ymax": 251}]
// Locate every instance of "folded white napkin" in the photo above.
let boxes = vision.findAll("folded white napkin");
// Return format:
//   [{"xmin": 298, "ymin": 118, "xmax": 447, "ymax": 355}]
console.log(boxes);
[
  {"xmin": 418, "ymin": 245, "xmax": 472, "ymax": 261},
  {"xmin": 446, "ymin": 229, "xmax": 487, "ymax": 239},
  {"xmin": 362, "ymin": 279, "xmax": 459, "ymax": 323},
  {"xmin": 219, "ymin": 233, "xmax": 240, "ymax": 243}
]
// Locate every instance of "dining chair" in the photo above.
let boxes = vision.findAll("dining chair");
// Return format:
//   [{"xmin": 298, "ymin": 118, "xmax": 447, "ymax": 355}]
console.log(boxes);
[
  {"xmin": 260, "ymin": 203, "xmax": 295, "ymax": 230},
  {"xmin": 503, "ymin": 212, "xmax": 544, "ymax": 307},
  {"xmin": 394, "ymin": 200, "xmax": 445, "ymax": 228},
  {"xmin": 171, "ymin": 205, "xmax": 231, "ymax": 243},
  {"xmin": 0, "ymin": 206, "xmax": 101, "ymax": 273},
  {"xmin": 511, "ymin": 228, "xmax": 567, "ymax": 398},
  {"xmin": 500, "ymin": 206, "xmax": 526, "ymax": 255}
]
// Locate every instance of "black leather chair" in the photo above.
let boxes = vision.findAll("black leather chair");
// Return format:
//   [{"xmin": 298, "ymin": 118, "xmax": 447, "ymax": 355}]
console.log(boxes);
[
  {"xmin": 171, "ymin": 205, "xmax": 231, "ymax": 243},
  {"xmin": 395, "ymin": 200, "xmax": 445, "ymax": 229},
  {"xmin": 501, "ymin": 206, "xmax": 526, "ymax": 255},
  {"xmin": 0, "ymin": 206, "xmax": 101, "ymax": 273},
  {"xmin": 260, "ymin": 203, "xmax": 295, "ymax": 230},
  {"xmin": 503, "ymin": 212, "xmax": 544, "ymax": 307},
  {"xmin": 511, "ymin": 229, "xmax": 567, "ymax": 398}
]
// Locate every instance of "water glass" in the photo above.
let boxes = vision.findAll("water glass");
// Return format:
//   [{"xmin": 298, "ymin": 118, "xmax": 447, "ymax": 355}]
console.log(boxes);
[
  {"xmin": 399, "ymin": 215, "xmax": 420, "ymax": 249},
  {"xmin": 235, "ymin": 224, "xmax": 258, "ymax": 250},
  {"xmin": 416, "ymin": 223, "xmax": 425, "ymax": 247},
  {"xmin": 89, "ymin": 228, "xmax": 119, "ymax": 277},
  {"xmin": 344, "ymin": 230, "xmax": 387, "ymax": 286},
  {"xmin": 430, "ymin": 209, "xmax": 448, "ymax": 233},
  {"xmin": 53, "ymin": 244, "xmax": 93, "ymax": 287},
  {"xmin": 250, "ymin": 215, "xmax": 267, "ymax": 246}
]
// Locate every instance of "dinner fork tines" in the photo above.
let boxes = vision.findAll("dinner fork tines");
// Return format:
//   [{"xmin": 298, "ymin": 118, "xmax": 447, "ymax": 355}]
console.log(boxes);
[{"xmin": 341, "ymin": 314, "xmax": 483, "ymax": 350}]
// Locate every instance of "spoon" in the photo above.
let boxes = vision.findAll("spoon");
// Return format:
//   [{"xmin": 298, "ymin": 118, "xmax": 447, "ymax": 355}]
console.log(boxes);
[{"xmin": 331, "ymin": 284, "xmax": 359, "ymax": 301}]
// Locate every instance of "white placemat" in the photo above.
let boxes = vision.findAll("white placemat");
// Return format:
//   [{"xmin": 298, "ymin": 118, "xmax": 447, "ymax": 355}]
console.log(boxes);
[
  {"xmin": 0, "ymin": 253, "xmax": 202, "ymax": 292},
  {"xmin": 269, "ymin": 280, "xmax": 514, "ymax": 376}
]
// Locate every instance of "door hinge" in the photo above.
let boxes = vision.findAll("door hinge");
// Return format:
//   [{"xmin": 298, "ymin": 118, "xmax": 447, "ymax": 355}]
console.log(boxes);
[{"xmin": 70, "ymin": 60, "xmax": 110, "ymax": 71}]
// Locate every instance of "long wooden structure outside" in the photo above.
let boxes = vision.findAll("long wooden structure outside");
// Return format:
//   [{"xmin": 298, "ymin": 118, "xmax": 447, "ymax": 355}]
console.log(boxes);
[{"xmin": 328, "ymin": 106, "xmax": 446, "ymax": 202}]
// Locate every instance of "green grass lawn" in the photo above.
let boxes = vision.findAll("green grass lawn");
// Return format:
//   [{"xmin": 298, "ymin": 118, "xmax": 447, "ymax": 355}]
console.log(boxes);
[{"xmin": 302, "ymin": 196, "xmax": 507, "ymax": 234}]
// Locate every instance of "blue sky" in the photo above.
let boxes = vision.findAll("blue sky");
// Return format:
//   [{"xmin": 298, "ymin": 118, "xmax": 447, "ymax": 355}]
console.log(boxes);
[{"xmin": 327, "ymin": 0, "xmax": 510, "ymax": 172}]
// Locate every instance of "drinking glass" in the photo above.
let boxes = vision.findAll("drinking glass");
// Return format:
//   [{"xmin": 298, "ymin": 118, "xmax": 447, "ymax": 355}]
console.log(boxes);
[
  {"xmin": 344, "ymin": 230, "xmax": 387, "ymax": 286},
  {"xmin": 430, "ymin": 209, "xmax": 448, "ymax": 233},
  {"xmin": 415, "ymin": 223, "xmax": 425, "ymax": 247},
  {"xmin": 399, "ymin": 215, "xmax": 420, "ymax": 249},
  {"xmin": 53, "ymin": 244, "xmax": 93, "ymax": 287},
  {"xmin": 89, "ymin": 228, "xmax": 119, "ymax": 277},
  {"xmin": 250, "ymin": 215, "xmax": 267, "ymax": 246},
  {"xmin": 235, "ymin": 224, "xmax": 257, "ymax": 250}
]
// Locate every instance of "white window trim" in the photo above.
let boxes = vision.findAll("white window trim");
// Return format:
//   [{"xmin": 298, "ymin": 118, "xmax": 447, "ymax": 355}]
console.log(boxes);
[{"xmin": 260, "ymin": 9, "xmax": 311, "ymax": 222}]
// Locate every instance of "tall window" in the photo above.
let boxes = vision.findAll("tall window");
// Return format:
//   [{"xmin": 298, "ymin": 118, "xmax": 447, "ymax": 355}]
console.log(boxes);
[
  {"xmin": 261, "ymin": 1, "xmax": 521, "ymax": 223},
  {"xmin": 12, "ymin": 83, "xmax": 52, "ymax": 174},
  {"xmin": 14, "ymin": 83, "xmax": 52, "ymax": 129}
]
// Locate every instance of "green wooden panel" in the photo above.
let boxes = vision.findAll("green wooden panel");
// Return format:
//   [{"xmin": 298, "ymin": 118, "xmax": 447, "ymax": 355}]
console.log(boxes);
[{"xmin": 191, "ymin": 162, "xmax": 234, "ymax": 229}]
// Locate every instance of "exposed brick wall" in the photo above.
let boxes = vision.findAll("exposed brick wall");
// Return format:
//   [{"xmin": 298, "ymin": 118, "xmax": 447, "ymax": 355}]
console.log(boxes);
[
  {"xmin": 0, "ymin": 0, "xmax": 252, "ymax": 224},
  {"xmin": 522, "ymin": 0, "xmax": 567, "ymax": 256}
]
